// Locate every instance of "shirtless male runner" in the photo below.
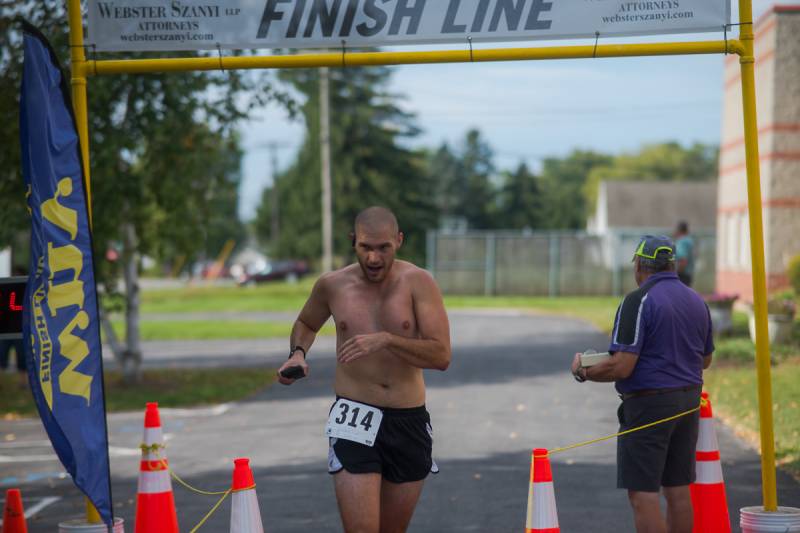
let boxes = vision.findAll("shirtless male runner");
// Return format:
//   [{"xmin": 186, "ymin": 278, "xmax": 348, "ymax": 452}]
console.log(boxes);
[{"xmin": 277, "ymin": 206, "xmax": 451, "ymax": 533}]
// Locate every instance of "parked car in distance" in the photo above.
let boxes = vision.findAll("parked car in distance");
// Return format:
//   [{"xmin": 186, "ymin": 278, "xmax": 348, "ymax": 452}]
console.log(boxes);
[{"xmin": 238, "ymin": 260, "xmax": 310, "ymax": 285}]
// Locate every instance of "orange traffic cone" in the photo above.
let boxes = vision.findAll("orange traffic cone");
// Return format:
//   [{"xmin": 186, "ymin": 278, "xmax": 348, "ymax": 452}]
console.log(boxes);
[
  {"xmin": 691, "ymin": 392, "xmax": 731, "ymax": 533},
  {"xmin": 2, "ymin": 489, "xmax": 27, "ymax": 533},
  {"xmin": 230, "ymin": 458, "xmax": 264, "ymax": 533},
  {"xmin": 525, "ymin": 448, "xmax": 559, "ymax": 533},
  {"xmin": 135, "ymin": 402, "xmax": 179, "ymax": 533}
]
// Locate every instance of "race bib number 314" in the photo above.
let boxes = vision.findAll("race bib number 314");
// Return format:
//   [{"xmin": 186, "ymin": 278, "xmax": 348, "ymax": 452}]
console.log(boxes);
[{"xmin": 326, "ymin": 399, "xmax": 383, "ymax": 446}]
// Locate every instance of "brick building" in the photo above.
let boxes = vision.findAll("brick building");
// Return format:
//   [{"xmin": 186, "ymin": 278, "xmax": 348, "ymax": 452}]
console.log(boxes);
[{"xmin": 716, "ymin": 6, "xmax": 800, "ymax": 300}]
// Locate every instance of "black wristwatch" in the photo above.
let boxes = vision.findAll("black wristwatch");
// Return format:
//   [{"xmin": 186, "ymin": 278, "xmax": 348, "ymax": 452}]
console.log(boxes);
[
  {"xmin": 573, "ymin": 366, "xmax": 587, "ymax": 383},
  {"xmin": 289, "ymin": 346, "xmax": 306, "ymax": 359}
]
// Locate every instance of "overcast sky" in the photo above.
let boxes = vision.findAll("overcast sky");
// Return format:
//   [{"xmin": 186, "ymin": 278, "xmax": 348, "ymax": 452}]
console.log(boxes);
[{"xmin": 237, "ymin": 0, "xmax": 788, "ymax": 220}]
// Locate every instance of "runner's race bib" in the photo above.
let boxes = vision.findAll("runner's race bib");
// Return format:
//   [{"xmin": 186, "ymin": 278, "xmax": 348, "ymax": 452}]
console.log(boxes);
[{"xmin": 326, "ymin": 399, "xmax": 383, "ymax": 446}]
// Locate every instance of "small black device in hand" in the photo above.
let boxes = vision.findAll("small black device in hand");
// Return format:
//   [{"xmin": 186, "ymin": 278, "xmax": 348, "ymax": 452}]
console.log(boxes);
[{"xmin": 280, "ymin": 366, "xmax": 306, "ymax": 380}]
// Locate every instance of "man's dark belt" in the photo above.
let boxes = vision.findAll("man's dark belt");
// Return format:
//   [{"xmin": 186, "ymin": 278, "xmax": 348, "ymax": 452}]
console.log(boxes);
[{"xmin": 620, "ymin": 384, "xmax": 701, "ymax": 401}]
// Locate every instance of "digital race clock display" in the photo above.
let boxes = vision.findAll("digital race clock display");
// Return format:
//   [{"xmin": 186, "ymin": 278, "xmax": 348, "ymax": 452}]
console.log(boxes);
[{"xmin": 0, "ymin": 277, "xmax": 26, "ymax": 340}]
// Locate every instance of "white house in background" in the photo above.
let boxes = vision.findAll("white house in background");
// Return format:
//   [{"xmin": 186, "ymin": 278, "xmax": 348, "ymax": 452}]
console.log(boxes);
[
  {"xmin": 587, "ymin": 181, "xmax": 718, "ymax": 289},
  {"xmin": 588, "ymin": 180, "xmax": 718, "ymax": 237}
]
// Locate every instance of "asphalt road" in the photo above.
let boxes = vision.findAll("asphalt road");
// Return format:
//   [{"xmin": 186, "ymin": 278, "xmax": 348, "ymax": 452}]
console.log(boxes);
[{"xmin": 2, "ymin": 310, "xmax": 798, "ymax": 532}]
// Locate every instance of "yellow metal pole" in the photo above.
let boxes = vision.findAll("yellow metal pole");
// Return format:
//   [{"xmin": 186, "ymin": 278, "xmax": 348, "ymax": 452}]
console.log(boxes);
[
  {"xmin": 85, "ymin": 499, "xmax": 102, "ymax": 524},
  {"xmin": 68, "ymin": 0, "xmax": 103, "ymax": 521},
  {"xmin": 67, "ymin": 0, "xmax": 93, "ymax": 226},
  {"xmin": 738, "ymin": 0, "xmax": 778, "ymax": 512},
  {"xmin": 88, "ymin": 40, "xmax": 741, "ymax": 76}
]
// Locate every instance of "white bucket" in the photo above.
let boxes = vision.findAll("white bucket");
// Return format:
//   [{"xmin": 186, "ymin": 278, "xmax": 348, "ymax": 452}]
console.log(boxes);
[
  {"xmin": 58, "ymin": 517, "xmax": 125, "ymax": 532},
  {"xmin": 741, "ymin": 507, "xmax": 800, "ymax": 533}
]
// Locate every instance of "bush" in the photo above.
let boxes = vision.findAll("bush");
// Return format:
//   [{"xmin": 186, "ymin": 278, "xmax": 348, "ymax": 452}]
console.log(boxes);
[
  {"xmin": 766, "ymin": 297, "xmax": 796, "ymax": 317},
  {"xmin": 789, "ymin": 254, "xmax": 800, "ymax": 295},
  {"xmin": 714, "ymin": 337, "xmax": 796, "ymax": 363}
]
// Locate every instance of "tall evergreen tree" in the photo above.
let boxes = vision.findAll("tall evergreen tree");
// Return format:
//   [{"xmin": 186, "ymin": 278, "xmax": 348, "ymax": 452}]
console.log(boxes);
[
  {"xmin": 452, "ymin": 129, "xmax": 496, "ymax": 229},
  {"xmin": 499, "ymin": 163, "xmax": 542, "ymax": 229},
  {"xmin": 427, "ymin": 143, "xmax": 461, "ymax": 220},
  {"xmin": 255, "ymin": 66, "xmax": 436, "ymax": 265}
]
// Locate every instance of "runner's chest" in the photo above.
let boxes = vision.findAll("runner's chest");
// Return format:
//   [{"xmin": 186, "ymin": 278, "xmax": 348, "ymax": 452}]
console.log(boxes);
[{"xmin": 330, "ymin": 290, "xmax": 417, "ymax": 336}]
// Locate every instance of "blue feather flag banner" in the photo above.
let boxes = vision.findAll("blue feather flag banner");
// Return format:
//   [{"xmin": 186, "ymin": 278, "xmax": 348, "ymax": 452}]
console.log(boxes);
[{"xmin": 20, "ymin": 22, "xmax": 114, "ymax": 527}]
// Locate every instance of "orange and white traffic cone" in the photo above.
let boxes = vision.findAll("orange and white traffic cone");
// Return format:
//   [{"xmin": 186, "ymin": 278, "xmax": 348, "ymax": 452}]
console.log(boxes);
[
  {"xmin": 525, "ymin": 448, "xmax": 559, "ymax": 533},
  {"xmin": 691, "ymin": 392, "xmax": 731, "ymax": 533},
  {"xmin": 2, "ymin": 488, "xmax": 28, "ymax": 533},
  {"xmin": 135, "ymin": 402, "xmax": 179, "ymax": 533},
  {"xmin": 230, "ymin": 458, "xmax": 264, "ymax": 533}
]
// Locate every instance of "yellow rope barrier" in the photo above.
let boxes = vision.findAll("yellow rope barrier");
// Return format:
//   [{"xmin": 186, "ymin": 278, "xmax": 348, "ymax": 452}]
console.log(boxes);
[
  {"xmin": 140, "ymin": 444, "xmax": 229, "ymax": 496},
  {"xmin": 537, "ymin": 397, "xmax": 707, "ymax": 458},
  {"xmin": 139, "ymin": 443, "xmax": 233, "ymax": 531},
  {"xmin": 184, "ymin": 483, "xmax": 258, "ymax": 533},
  {"xmin": 187, "ymin": 489, "xmax": 232, "ymax": 533},
  {"xmin": 167, "ymin": 462, "xmax": 230, "ymax": 496},
  {"xmin": 139, "ymin": 396, "xmax": 708, "ymax": 531}
]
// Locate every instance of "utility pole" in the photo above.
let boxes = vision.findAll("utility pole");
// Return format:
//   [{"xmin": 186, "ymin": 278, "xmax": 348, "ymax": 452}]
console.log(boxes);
[
  {"xmin": 249, "ymin": 141, "xmax": 291, "ymax": 251},
  {"xmin": 319, "ymin": 66, "xmax": 333, "ymax": 273},
  {"xmin": 266, "ymin": 142, "xmax": 281, "ymax": 248}
]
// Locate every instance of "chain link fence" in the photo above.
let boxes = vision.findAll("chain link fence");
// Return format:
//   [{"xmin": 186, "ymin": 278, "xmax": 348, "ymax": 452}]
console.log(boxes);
[{"xmin": 426, "ymin": 229, "xmax": 716, "ymax": 297}]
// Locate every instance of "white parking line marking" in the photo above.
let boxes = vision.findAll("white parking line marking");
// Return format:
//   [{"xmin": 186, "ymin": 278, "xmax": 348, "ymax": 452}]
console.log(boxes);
[
  {"xmin": 0, "ymin": 454, "xmax": 56, "ymax": 463},
  {"xmin": 0, "ymin": 496, "xmax": 61, "ymax": 526},
  {"xmin": 108, "ymin": 446, "xmax": 140, "ymax": 457},
  {"xmin": 25, "ymin": 496, "xmax": 61, "ymax": 518},
  {"xmin": 0, "ymin": 440, "xmax": 53, "ymax": 449},
  {"xmin": 0, "ymin": 446, "xmax": 140, "ymax": 463},
  {"xmin": 159, "ymin": 402, "xmax": 233, "ymax": 418}
]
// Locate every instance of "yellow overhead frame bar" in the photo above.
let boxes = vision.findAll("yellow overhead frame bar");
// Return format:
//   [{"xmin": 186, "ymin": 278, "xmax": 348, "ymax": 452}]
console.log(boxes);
[
  {"xmin": 75, "ymin": 40, "xmax": 744, "ymax": 75},
  {"xmin": 66, "ymin": 0, "xmax": 778, "ymax": 512}
]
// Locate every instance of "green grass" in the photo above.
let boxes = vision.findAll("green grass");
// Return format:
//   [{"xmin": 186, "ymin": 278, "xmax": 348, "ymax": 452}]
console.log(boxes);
[
  {"xmin": 444, "ymin": 295, "xmax": 619, "ymax": 332},
  {"xmin": 109, "ymin": 320, "xmax": 335, "ymax": 341},
  {"xmin": 139, "ymin": 280, "xmax": 314, "ymax": 313},
  {"xmin": 704, "ymin": 307, "xmax": 800, "ymax": 478},
  {"xmin": 0, "ymin": 368, "xmax": 277, "ymax": 418},
  {"xmin": 136, "ymin": 281, "xmax": 620, "ymax": 333},
  {"xmin": 704, "ymin": 359, "xmax": 800, "ymax": 478}
]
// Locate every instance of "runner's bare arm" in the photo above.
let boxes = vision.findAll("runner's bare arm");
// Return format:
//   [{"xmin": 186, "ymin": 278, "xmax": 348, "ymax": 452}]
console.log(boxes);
[
  {"xmin": 338, "ymin": 270, "xmax": 450, "ymax": 370},
  {"xmin": 703, "ymin": 352, "xmax": 713, "ymax": 369},
  {"xmin": 278, "ymin": 274, "xmax": 333, "ymax": 384}
]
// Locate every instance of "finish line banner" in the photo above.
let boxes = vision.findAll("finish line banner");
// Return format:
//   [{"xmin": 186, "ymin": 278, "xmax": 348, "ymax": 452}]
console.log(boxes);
[{"xmin": 88, "ymin": 0, "xmax": 731, "ymax": 52}]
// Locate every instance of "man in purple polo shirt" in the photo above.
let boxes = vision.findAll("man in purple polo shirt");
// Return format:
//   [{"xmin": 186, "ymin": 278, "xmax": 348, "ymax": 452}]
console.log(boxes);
[{"xmin": 570, "ymin": 235, "xmax": 714, "ymax": 533}]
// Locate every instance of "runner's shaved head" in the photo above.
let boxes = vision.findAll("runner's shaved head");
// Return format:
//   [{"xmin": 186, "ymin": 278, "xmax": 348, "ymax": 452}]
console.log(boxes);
[{"xmin": 354, "ymin": 206, "xmax": 399, "ymax": 235}]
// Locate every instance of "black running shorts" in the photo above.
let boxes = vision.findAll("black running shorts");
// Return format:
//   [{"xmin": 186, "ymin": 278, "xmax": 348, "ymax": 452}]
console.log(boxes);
[
  {"xmin": 617, "ymin": 387, "xmax": 701, "ymax": 492},
  {"xmin": 327, "ymin": 398, "xmax": 438, "ymax": 484}
]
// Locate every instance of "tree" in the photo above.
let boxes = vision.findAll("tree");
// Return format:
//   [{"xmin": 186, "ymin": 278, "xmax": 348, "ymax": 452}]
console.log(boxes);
[
  {"xmin": 452, "ymin": 129, "xmax": 497, "ymax": 229},
  {"xmin": 426, "ymin": 129, "xmax": 497, "ymax": 230},
  {"xmin": 255, "ymin": 65, "xmax": 436, "ymax": 265},
  {"xmin": 539, "ymin": 150, "xmax": 613, "ymax": 229},
  {"xmin": 1, "ymin": 3, "xmax": 284, "ymax": 381},
  {"xmin": 583, "ymin": 142, "xmax": 719, "ymax": 213},
  {"xmin": 135, "ymin": 127, "xmax": 246, "ymax": 270},
  {"xmin": 427, "ymin": 143, "xmax": 461, "ymax": 221},
  {"xmin": 498, "ymin": 163, "xmax": 543, "ymax": 230}
]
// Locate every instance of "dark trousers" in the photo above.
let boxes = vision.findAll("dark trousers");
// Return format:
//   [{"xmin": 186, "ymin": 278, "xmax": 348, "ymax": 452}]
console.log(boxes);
[{"xmin": 0, "ymin": 339, "xmax": 26, "ymax": 372}]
